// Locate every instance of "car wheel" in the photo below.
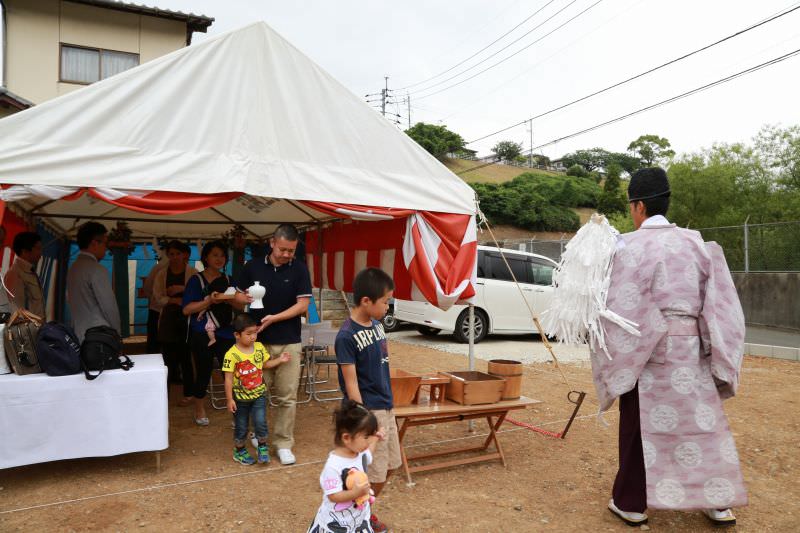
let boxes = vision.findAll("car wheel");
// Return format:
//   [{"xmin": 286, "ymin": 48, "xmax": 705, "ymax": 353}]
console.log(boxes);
[
  {"xmin": 416, "ymin": 325, "xmax": 441, "ymax": 336},
  {"xmin": 382, "ymin": 312, "xmax": 400, "ymax": 332},
  {"xmin": 453, "ymin": 308, "xmax": 488, "ymax": 344}
]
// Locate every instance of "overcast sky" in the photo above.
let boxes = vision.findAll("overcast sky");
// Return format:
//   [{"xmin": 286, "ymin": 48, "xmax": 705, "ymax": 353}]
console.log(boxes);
[{"xmin": 12, "ymin": 0, "xmax": 800, "ymax": 159}]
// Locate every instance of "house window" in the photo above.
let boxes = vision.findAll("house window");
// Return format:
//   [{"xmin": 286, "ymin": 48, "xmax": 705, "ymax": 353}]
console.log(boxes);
[{"xmin": 60, "ymin": 44, "xmax": 139, "ymax": 84}]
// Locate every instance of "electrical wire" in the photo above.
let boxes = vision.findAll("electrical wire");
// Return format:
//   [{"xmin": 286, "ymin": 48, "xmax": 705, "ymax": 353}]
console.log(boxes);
[
  {"xmin": 412, "ymin": 0, "xmax": 606, "ymax": 100},
  {"xmin": 527, "ymin": 46, "xmax": 800, "ymax": 152},
  {"xmin": 454, "ymin": 46, "xmax": 800, "ymax": 174},
  {"xmin": 408, "ymin": 0, "xmax": 586, "ymax": 96},
  {"xmin": 465, "ymin": 2, "xmax": 800, "ymax": 144},
  {"xmin": 437, "ymin": 0, "xmax": 646, "ymax": 122},
  {"xmin": 399, "ymin": 0, "xmax": 560, "ymax": 91}
]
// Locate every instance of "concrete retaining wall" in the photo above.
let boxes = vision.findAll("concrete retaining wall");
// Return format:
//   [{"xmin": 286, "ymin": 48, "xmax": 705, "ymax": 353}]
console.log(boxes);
[{"xmin": 731, "ymin": 272, "xmax": 800, "ymax": 331}]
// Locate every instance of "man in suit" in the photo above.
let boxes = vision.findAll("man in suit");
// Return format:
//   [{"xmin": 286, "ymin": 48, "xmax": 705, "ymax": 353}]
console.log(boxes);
[
  {"xmin": 5, "ymin": 231, "xmax": 45, "ymax": 318},
  {"xmin": 67, "ymin": 222, "xmax": 120, "ymax": 342}
]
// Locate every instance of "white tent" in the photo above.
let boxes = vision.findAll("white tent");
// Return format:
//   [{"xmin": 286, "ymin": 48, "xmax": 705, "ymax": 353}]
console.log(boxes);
[{"xmin": 0, "ymin": 22, "xmax": 477, "ymax": 308}]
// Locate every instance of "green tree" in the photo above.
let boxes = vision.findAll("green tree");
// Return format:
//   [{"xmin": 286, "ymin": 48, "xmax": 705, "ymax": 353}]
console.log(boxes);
[
  {"xmin": 561, "ymin": 148, "xmax": 609, "ymax": 171},
  {"xmin": 605, "ymin": 152, "xmax": 642, "ymax": 175},
  {"xmin": 566, "ymin": 164, "xmax": 589, "ymax": 178},
  {"xmin": 492, "ymin": 140, "xmax": 524, "ymax": 162},
  {"xmin": 561, "ymin": 148, "xmax": 641, "ymax": 175},
  {"xmin": 597, "ymin": 162, "xmax": 628, "ymax": 215},
  {"xmin": 628, "ymin": 134, "xmax": 675, "ymax": 166},
  {"xmin": 405, "ymin": 122, "xmax": 466, "ymax": 160},
  {"xmin": 754, "ymin": 124, "xmax": 800, "ymax": 191}
]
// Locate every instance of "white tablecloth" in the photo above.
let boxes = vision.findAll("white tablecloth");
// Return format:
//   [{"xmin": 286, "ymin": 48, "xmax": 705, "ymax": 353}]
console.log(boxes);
[{"xmin": 0, "ymin": 354, "xmax": 168, "ymax": 469}]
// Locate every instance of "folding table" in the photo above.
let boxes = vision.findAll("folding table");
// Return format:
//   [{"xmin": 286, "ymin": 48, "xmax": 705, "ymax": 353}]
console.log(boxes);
[{"xmin": 393, "ymin": 396, "xmax": 540, "ymax": 484}]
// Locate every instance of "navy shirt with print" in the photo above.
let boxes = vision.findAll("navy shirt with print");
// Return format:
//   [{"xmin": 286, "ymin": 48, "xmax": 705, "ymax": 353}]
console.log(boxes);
[{"xmin": 335, "ymin": 318, "xmax": 393, "ymax": 410}]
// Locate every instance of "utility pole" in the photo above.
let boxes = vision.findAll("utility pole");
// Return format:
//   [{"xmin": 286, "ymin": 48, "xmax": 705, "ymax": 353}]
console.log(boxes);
[
  {"xmin": 407, "ymin": 94, "xmax": 411, "ymax": 129},
  {"xmin": 381, "ymin": 76, "xmax": 389, "ymax": 117},
  {"xmin": 528, "ymin": 118, "xmax": 534, "ymax": 168}
]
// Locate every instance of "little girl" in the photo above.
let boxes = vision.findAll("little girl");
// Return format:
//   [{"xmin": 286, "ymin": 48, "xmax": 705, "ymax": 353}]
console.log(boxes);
[{"xmin": 308, "ymin": 400, "xmax": 384, "ymax": 533}]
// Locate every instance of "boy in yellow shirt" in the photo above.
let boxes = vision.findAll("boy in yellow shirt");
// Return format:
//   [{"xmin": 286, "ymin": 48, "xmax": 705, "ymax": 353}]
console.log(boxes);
[{"xmin": 223, "ymin": 313, "xmax": 290, "ymax": 465}]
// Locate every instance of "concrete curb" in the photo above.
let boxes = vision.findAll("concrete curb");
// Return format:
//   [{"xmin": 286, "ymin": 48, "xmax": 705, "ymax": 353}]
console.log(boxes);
[{"xmin": 745, "ymin": 343, "xmax": 800, "ymax": 361}]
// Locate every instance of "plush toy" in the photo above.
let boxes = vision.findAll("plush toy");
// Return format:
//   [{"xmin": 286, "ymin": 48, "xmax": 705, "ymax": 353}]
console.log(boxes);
[
  {"xmin": 334, "ymin": 468, "xmax": 375, "ymax": 511},
  {"xmin": 346, "ymin": 468, "xmax": 375, "ymax": 509}
]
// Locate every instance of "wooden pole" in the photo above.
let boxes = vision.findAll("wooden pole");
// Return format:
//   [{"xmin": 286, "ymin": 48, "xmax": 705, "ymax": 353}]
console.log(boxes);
[{"xmin": 112, "ymin": 248, "xmax": 130, "ymax": 337}]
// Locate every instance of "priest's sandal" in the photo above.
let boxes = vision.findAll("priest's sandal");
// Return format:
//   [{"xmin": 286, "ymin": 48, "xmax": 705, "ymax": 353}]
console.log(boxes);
[
  {"xmin": 608, "ymin": 499, "xmax": 648, "ymax": 526},
  {"xmin": 703, "ymin": 508, "xmax": 736, "ymax": 527}
]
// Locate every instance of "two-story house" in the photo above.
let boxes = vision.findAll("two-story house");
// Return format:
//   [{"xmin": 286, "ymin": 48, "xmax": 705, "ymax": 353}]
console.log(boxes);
[{"xmin": 0, "ymin": 0, "xmax": 213, "ymax": 118}]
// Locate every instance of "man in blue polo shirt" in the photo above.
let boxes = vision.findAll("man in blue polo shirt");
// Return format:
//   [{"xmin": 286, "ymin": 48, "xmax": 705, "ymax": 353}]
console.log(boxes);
[{"xmin": 235, "ymin": 224, "xmax": 312, "ymax": 465}]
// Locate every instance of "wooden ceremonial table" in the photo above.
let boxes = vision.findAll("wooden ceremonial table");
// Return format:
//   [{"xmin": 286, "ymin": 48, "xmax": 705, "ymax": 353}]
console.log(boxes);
[{"xmin": 393, "ymin": 396, "xmax": 540, "ymax": 484}]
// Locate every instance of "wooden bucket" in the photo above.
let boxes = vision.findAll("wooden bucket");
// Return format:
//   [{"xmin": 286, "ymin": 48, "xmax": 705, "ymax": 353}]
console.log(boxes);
[{"xmin": 487, "ymin": 359, "xmax": 523, "ymax": 400}]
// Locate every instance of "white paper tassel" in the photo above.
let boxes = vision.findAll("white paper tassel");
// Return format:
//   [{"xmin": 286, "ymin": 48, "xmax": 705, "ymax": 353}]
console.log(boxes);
[{"xmin": 541, "ymin": 213, "xmax": 640, "ymax": 358}]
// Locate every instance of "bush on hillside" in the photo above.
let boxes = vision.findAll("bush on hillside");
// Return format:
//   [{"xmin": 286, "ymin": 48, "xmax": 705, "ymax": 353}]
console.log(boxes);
[{"xmin": 471, "ymin": 172, "xmax": 598, "ymax": 232}]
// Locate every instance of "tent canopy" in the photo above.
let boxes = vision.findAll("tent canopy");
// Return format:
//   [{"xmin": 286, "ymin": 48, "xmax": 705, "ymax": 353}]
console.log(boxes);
[{"xmin": 0, "ymin": 22, "xmax": 477, "ymax": 308}]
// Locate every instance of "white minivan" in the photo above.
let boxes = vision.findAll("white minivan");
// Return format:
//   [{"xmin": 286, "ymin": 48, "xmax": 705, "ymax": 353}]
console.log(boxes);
[{"xmin": 393, "ymin": 245, "xmax": 557, "ymax": 343}]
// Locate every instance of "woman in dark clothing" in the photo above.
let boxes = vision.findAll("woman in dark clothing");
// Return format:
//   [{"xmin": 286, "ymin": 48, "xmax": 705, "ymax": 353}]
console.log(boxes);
[
  {"xmin": 153, "ymin": 241, "xmax": 196, "ymax": 404},
  {"xmin": 182, "ymin": 241, "xmax": 242, "ymax": 425}
]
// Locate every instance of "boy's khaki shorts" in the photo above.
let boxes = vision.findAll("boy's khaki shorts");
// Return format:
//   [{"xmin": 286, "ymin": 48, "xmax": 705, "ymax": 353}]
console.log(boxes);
[{"xmin": 369, "ymin": 408, "xmax": 401, "ymax": 483}]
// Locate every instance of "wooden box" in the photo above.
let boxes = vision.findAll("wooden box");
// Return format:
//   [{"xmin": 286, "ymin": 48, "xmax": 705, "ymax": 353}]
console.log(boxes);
[
  {"xmin": 390, "ymin": 369, "xmax": 422, "ymax": 407},
  {"xmin": 439, "ymin": 371, "xmax": 506, "ymax": 405}
]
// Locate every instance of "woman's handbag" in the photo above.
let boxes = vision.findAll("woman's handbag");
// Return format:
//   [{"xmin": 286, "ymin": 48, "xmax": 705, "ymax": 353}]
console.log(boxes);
[{"xmin": 3, "ymin": 309, "xmax": 44, "ymax": 375}]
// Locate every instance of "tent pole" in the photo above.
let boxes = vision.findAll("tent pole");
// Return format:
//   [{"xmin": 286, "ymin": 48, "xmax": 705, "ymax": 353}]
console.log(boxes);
[
  {"xmin": 317, "ymin": 222, "xmax": 323, "ymax": 323},
  {"xmin": 468, "ymin": 304, "xmax": 475, "ymax": 371},
  {"xmin": 468, "ymin": 303, "xmax": 475, "ymax": 432}
]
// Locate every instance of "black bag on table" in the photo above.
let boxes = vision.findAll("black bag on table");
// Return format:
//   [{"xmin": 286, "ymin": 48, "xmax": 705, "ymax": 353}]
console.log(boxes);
[
  {"xmin": 36, "ymin": 322, "xmax": 82, "ymax": 376},
  {"xmin": 3, "ymin": 309, "xmax": 43, "ymax": 375},
  {"xmin": 80, "ymin": 325, "xmax": 133, "ymax": 380}
]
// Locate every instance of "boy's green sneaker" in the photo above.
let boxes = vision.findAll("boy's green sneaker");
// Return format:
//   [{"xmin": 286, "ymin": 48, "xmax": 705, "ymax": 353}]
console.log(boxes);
[
  {"xmin": 233, "ymin": 447, "xmax": 255, "ymax": 465},
  {"xmin": 256, "ymin": 444, "xmax": 270, "ymax": 464}
]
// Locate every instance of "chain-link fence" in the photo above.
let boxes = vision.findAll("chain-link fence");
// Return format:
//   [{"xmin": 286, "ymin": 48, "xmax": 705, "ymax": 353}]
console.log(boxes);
[
  {"xmin": 487, "ymin": 238, "xmax": 570, "ymax": 263},
  {"xmin": 487, "ymin": 221, "xmax": 800, "ymax": 271},
  {"xmin": 697, "ymin": 221, "xmax": 800, "ymax": 272}
]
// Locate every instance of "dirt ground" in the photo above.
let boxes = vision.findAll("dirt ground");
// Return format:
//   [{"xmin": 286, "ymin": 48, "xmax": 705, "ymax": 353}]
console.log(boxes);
[{"xmin": 1, "ymin": 341, "xmax": 798, "ymax": 532}]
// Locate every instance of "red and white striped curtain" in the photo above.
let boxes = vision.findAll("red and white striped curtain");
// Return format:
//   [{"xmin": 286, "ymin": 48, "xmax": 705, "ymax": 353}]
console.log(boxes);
[
  {"xmin": 0, "ymin": 185, "xmax": 240, "ymax": 214},
  {"xmin": 0, "ymin": 188, "xmax": 477, "ymax": 310},
  {"xmin": 302, "ymin": 202, "xmax": 476, "ymax": 309}
]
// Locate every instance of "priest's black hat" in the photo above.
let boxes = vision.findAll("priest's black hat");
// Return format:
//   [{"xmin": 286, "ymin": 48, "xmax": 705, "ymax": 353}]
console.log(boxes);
[{"xmin": 628, "ymin": 167, "xmax": 670, "ymax": 202}]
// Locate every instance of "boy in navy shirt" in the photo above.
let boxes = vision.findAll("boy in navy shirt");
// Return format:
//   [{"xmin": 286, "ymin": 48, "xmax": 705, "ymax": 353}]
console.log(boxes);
[{"xmin": 335, "ymin": 268, "xmax": 399, "ymax": 533}]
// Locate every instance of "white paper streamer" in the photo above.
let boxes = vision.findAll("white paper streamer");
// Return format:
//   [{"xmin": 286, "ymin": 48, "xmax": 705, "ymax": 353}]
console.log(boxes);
[{"xmin": 541, "ymin": 213, "xmax": 640, "ymax": 358}]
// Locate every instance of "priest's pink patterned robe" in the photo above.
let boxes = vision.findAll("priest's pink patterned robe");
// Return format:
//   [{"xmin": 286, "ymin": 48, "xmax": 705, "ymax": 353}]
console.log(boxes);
[{"xmin": 592, "ymin": 222, "xmax": 747, "ymax": 510}]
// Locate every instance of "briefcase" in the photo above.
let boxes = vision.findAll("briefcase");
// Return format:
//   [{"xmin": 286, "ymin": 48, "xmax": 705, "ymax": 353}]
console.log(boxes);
[{"xmin": 4, "ymin": 309, "xmax": 44, "ymax": 375}]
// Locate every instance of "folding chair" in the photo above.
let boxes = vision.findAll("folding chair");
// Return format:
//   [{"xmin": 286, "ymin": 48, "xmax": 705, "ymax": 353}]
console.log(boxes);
[
  {"xmin": 305, "ymin": 344, "xmax": 343, "ymax": 402},
  {"xmin": 207, "ymin": 365, "xmax": 227, "ymax": 410}
]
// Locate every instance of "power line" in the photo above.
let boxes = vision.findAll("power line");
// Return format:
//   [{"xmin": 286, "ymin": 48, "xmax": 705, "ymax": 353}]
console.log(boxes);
[
  {"xmin": 408, "ymin": 0, "xmax": 583, "ymax": 96},
  {"xmin": 413, "ymin": 0, "xmax": 606, "ymax": 100},
  {"xmin": 466, "ymin": 2, "xmax": 800, "ymax": 144},
  {"xmin": 530, "ymin": 47, "xmax": 800, "ymax": 151},
  {"xmin": 399, "ymin": 0, "xmax": 559, "ymax": 90},
  {"xmin": 455, "ymin": 46, "xmax": 800, "ymax": 174},
  {"xmin": 437, "ymin": 0, "xmax": 647, "ymax": 123}
]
